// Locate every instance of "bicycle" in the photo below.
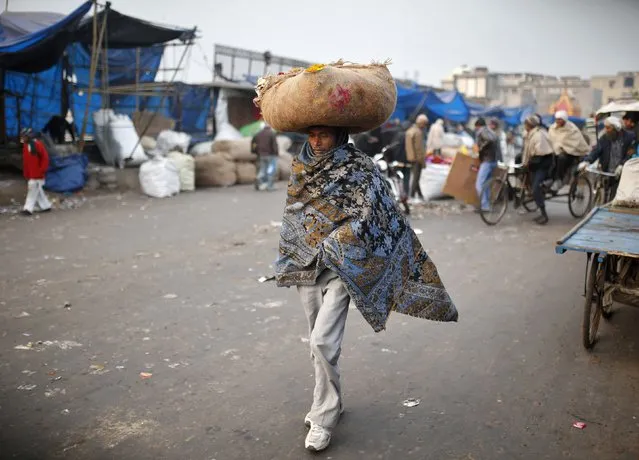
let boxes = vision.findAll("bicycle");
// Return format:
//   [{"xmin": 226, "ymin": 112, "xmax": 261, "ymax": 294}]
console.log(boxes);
[
  {"xmin": 479, "ymin": 163, "xmax": 593, "ymax": 226},
  {"xmin": 587, "ymin": 165, "xmax": 618, "ymax": 207}
]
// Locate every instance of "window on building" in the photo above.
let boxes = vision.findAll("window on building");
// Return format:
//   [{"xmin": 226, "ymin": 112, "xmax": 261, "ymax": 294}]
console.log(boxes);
[
  {"xmin": 609, "ymin": 80, "xmax": 616, "ymax": 89},
  {"xmin": 624, "ymin": 76, "xmax": 634, "ymax": 88}
]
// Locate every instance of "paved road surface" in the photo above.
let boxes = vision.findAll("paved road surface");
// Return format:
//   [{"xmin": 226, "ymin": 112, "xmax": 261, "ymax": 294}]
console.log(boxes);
[{"xmin": 0, "ymin": 187, "xmax": 637, "ymax": 459}]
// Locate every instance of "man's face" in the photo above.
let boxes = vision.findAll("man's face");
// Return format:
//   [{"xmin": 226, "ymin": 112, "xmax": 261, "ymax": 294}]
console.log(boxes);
[
  {"xmin": 604, "ymin": 125, "xmax": 617, "ymax": 137},
  {"xmin": 623, "ymin": 118, "xmax": 635, "ymax": 130},
  {"xmin": 308, "ymin": 127, "xmax": 337, "ymax": 155},
  {"xmin": 556, "ymin": 119, "xmax": 566, "ymax": 128},
  {"xmin": 416, "ymin": 119, "xmax": 427, "ymax": 129}
]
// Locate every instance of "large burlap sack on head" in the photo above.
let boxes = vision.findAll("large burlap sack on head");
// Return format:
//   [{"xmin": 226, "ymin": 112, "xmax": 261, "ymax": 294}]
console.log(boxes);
[
  {"xmin": 278, "ymin": 151, "xmax": 294, "ymax": 181},
  {"xmin": 167, "ymin": 151, "xmax": 195, "ymax": 192},
  {"xmin": 195, "ymin": 154, "xmax": 237, "ymax": 187},
  {"xmin": 236, "ymin": 162, "xmax": 257, "ymax": 184},
  {"xmin": 612, "ymin": 158, "xmax": 639, "ymax": 208},
  {"xmin": 254, "ymin": 61, "xmax": 397, "ymax": 133},
  {"xmin": 212, "ymin": 138, "xmax": 257, "ymax": 162}
]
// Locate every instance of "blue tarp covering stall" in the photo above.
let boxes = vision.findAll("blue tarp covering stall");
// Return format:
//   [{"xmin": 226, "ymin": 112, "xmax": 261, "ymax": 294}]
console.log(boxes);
[
  {"xmin": 390, "ymin": 84, "xmax": 470, "ymax": 123},
  {"xmin": 67, "ymin": 43, "xmax": 165, "ymax": 135},
  {"xmin": 3, "ymin": 63, "xmax": 63, "ymax": 137},
  {"xmin": 0, "ymin": 2, "xmax": 91, "ymax": 73}
]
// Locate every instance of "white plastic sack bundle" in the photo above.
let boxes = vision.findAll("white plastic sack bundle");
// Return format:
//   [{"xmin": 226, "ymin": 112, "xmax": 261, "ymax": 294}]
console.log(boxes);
[
  {"xmin": 93, "ymin": 109, "xmax": 148, "ymax": 168},
  {"xmin": 612, "ymin": 158, "xmax": 639, "ymax": 208},
  {"xmin": 420, "ymin": 163, "xmax": 451, "ymax": 201},
  {"xmin": 139, "ymin": 156, "xmax": 180, "ymax": 198},
  {"xmin": 276, "ymin": 135, "xmax": 292, "ymax": 154},
  {"xmin": 155, "ymin": 130, "xmax": 191, "ymax": 155},
  {"xmin": 167, "ymin": 151, "xmax": 195, "ymax": 192},
  {"xmin": 189, "ymin": 141, "xmax": 214, "ymax": 156},
  {"xmin": 214, "ymin": 123, "xmax": 242, "ymax": 141}
]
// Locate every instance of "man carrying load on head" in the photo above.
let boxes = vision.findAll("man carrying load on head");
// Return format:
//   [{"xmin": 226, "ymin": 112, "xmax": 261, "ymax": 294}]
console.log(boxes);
[{"xmin": 254, "ymin": 62, "xmax": 458, "ymax": 452}]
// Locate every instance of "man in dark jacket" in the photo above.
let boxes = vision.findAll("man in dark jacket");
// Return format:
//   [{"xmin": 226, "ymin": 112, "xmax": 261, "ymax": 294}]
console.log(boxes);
[
  {"xmin": 578, "ymin": 116, "xmax": 636, "ymax": 199},
  {"xmin": 474, "ymin": 118, "xmax": 499, "ymax": 211},
  {"xmin": 579, "ymin": 116, "xmax": 636, "ymax": 175},
  {"xmin": 251, "ymin": 124, "xmax": 279, "ymax": 191}
]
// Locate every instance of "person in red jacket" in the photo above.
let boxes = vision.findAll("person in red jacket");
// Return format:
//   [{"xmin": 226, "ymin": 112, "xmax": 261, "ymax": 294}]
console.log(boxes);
[{"xmin": 21, "ymin": 128, "xmax": 52, "ymax": 215}]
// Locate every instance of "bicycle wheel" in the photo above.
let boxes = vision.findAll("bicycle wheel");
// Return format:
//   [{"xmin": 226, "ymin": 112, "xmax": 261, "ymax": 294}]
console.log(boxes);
[
  {"xmin": 568, "ymin": 175, "xmax": 592, "ymax": 218},
  {"xmin": 479, "ymin": 178, "xmax": 508, "ymax": 226},
  {"xmin": 583, "ymin": 255, "xmax": 604, "ymax": 350}
]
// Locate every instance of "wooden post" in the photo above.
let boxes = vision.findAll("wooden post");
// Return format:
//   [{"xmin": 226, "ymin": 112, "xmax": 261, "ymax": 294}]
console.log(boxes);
[{"xmin": 78, "ymin": 1, "xmax": 108, "ymax": 151}]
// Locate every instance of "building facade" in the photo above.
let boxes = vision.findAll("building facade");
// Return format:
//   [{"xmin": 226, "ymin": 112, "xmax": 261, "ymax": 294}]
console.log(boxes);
[
  {"xmin": 442, "ymin": 66, "xmax": 602, "ymax": 116},
  {"xmin": 591, "ymin": 72, "xmax": 639, "ymax": 103}
]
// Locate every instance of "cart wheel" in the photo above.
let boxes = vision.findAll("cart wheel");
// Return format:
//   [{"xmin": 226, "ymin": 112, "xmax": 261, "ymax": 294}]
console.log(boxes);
[
  {"xmin": 479, "ymin": 178, "xmax": 508, "ymax": 226},
  {"xmin": 569, "ymin": 175, "xmax": 592, "ymax": 218},
  {"xmin": 583, "ymin": 255, "xmax": 604, "ymax": 350}
]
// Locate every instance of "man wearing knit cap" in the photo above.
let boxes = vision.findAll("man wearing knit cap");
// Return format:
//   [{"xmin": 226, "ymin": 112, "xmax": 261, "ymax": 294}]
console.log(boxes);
[{"xmin": 522, "ymin": 114, "xmax": 554, "ymax": 224}]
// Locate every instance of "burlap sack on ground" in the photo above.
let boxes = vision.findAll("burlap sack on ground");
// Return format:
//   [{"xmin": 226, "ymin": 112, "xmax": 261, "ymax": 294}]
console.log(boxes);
[
  {"xmin": 236, "ymin": 162, "xmax": 257, "ymax": 184},
  {"xmin": 254, "ymin": 61, "xmax": 397, "ymax": 134},
  {"xmin": 277, "ymin": 152, "xmax": 294, "ymax": 181},
  {"xmin": 212, "ymin": 138, "xmax": 257, "ymax": 162},
  {"xmin": 141, "ymin": 136, "xmax": 157, "ymax": 152},
  {"xmin": 195, "ymin": 154, "xmax": 237, "ymax": 187}
]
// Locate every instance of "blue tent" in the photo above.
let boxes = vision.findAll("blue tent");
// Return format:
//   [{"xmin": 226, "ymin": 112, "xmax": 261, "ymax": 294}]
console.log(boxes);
[
  {"xmin": 390, "ymin": 84, "xmax": 470, "ymax": 123},
  {"xmin": 0, "ymin": 2, "xmax": 91, "ymax": 73}
]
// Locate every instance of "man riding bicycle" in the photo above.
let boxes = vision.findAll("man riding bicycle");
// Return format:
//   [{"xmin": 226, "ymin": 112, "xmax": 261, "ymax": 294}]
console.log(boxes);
[
  {"xmin": 578, "ymin": 116, "xmax": 636, "ymax": 199},
  {"xmin": 548, "ymin": 110, "xmax": 590, "ymax": 192},
  {"xmin": 522, "ymin": 114, "xmax": 554, "ymax": 225}
]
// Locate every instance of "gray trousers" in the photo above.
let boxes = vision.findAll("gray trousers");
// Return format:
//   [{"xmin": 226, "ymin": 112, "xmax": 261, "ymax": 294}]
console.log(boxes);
[{"xmin": 297, "ymin": 270, "xmax": 350, "ymax": 429}]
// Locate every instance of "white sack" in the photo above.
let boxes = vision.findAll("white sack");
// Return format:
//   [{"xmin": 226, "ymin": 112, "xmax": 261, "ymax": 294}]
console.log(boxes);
[
  {"xmin": 167, "ymin": 151, "xmax": 195, "ymax": 192},
  {"xmin": 139, "ymin": 156, "xmax": 180, "ymax": 198},
  {"xmin": 189, "ymin": 140, "xmax": 215, "ymax": 156},
  {"xmin": 612, "ymin": 158, "xmax": 639, "ymax": 208},
  {"xmin": 420, "ymin": 163, "xmax": 451, "ymax": 201},
  {"xmin": 155, "ymin": 130, "xmax": 191, "ymax": 155}
]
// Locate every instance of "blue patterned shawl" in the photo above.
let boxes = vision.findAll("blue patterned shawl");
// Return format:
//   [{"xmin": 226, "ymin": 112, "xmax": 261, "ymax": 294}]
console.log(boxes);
[{"xmin": 276, "ymin": 142, "xmax": 458, "ymax": 332}]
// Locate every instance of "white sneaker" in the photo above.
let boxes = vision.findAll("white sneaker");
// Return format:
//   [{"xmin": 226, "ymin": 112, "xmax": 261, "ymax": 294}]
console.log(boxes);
[{"xmin": 305, "ymin": 423, "xmax": 331, "ymax": 452}]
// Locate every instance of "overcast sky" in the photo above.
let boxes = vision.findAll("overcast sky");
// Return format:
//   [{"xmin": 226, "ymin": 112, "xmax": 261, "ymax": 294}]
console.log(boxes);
[{"xmin": 12, "ymin": 0, "xmax": 639, "ymax": 85}]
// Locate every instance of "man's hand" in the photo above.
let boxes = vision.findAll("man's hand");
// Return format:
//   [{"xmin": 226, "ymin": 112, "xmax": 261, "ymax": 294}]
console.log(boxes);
[
  {"xmin": 615, "ymin": 165, "xmax": 623, "ymax": 177},
  {"xmin": 578, "ymin": 161, "xmax": 589, "ymax": 172}
]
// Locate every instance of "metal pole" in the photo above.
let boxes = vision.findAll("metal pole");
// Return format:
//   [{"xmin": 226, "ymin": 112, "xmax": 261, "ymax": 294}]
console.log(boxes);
[{"xmin": 5, "ymin": 0, "xmax": 8, "ymax": 11}]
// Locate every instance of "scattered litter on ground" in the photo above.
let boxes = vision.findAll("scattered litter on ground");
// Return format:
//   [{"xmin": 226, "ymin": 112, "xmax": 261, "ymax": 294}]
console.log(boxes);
[
  {"xmin": 59, "ymin": 196, "xmax": 87, "ymax": 210},
  {"xmin": 21, "ymin": 370, "xmax": 36, "ymax": 376},
  {"xmin": 403, "ymin": 398, "xmax": 421, "ymax": 408},
  {"xmin": 23, "ymin": 333, "xmax": 31, "ymax": 337},
  {"xmin": 232, "ymin": 241, "xmax": 246, "ymax": 247},
  {"xmin": 414, "ymin": 229, "xmax": 424, "ymax": 235},
  {"xmin": 398, "ymin": 413, "xmax": 405, "ymax": 418},
  {"xmin": 258, "ymin": 276, "xmax": 275, "ymax": 283},
  {"xmin": 63, "ymin": 302, "xmax": 72, "ymax": 310},
  {"xmin": 163, "ymin": 293, "xmax": 178, "ymax": 299},
  {"xmin": 572, "ymin": 421, "xmax": 587, "ymax": 430},
  {"xmin": 61, "ymin": 409, "xmax": 70, "ymax": 415},
  {"xmin": 140, "ymin": 372, "xmax": 153, "ymax": 380},
  {"xmin": 89, "ymin": 364, "xmax": 108, "ymax": 375},
  {"xmin": 45, "ymin": 388, "xmax": 66, "ymax": 398},
  {"xmin": 253, "ymin": 301, "xmax": 283, "ymax": 309},
  {"xmin": 300, "ymin": 337, "xmax": 310, "ymax": 343},
  {"xmin": 263, "ymin": 316, "xmax": 280, "ymax": 324},
  {"xmin": 15, "ymin": 343, "xmax": 33, "ymax": 350},
  {"xmin": 381, "ymin": 348, "xmax": 398, "ymax": 354},
  {"xmin": 15, "ymin": 311, "xmax": 30, "ymax": 318},
  {"xmin": 116, "ymin": 366, "xmax": 125, "ymax": 370},
  {"xmin": 17, "ymin": 384, "xmax": 37, "ymax": 391}
]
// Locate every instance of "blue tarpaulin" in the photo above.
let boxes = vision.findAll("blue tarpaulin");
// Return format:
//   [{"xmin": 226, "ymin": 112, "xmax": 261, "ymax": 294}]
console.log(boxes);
[
  {"xmin": 68, "ymin": 43, "xmax": 165, "ymax": 135},
  {"xmin": 44, "ymin": 153, "xmax": 88, "ymax": 193},
  {"xmin": 390, "ymin": 84, "xmax": 470, "ymax": 123},
  {"xmin": 0, "ymin": 2, "xmax": 91, "ymax": 73},
  {"xmin": 4, "ymin": 63, "xmax": 63, "ymax": 137}
]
